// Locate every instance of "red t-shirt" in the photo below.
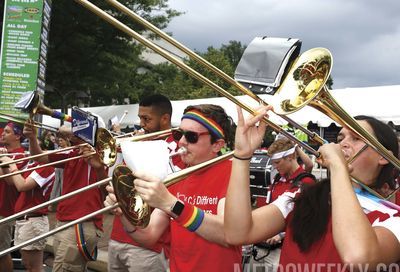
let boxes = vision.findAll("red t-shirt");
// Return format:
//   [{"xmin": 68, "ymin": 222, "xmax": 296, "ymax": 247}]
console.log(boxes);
[
  {"xmin": 14, "ymin": 162, "xmax": 55, "ymax": 214},
  {"xmin": 110, "ymin": 136, "xmax": 184, "ymax": 253},
  {"xmin": 49, "ymin": 150, "xmax": 104, "ymax": 229},
  {"xmin": 270, "ymin": 166, "xmax": 314, "ymax": 202},
  {"xmin": 256, "ymin": 166, "xmax": 314, "ymax": 207},
  {"xmin": 168, "ymin": 159, "xmax": 242, "ymax": 272},
  {"xmin": 273, "ymin": 190, "xmax": 400, "ymax": 271},
  {"xmin": 0, "ymin": 147, "xmax": 27, "ymax": 216}
]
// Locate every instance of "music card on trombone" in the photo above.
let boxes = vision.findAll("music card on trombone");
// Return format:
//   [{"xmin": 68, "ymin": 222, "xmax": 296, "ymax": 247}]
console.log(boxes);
[
  {"xmin": 120, "ymin": 140, "xmax": 170, "ymax": 181},
  {"xmin": 14, "ymin": 91, "xmax": 36, "ymax": 111},
  {"xmin": 71, "ymin": 107, "xmax": 98, "ymax": 146}
]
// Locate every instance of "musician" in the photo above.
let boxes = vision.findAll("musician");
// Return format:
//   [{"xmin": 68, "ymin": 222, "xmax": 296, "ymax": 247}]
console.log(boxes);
[
  {"xmin": 105, "ymin": 104, "xmax": 242, "ymax": 271},
  {"xmin": 108, "ymin": 94, "xmax": 184, "ymax": 272},
  {"xmin": 225, "ymin": 107, "xmax": 400, "ymax": 270},
  {"xmin": 48, "ymin": 129, "xmax": 71, "ymax": 211},
  {"xmin": 0, "ymin": 156, "xmax": 55, "ymax": 272},
  {"xmin": 23, "ymin": 120, "xmax": 107, "ymax": 272},
  {"xmin": 0, "ymin": 122, "xmax": 28, "ymax": 272},
  {"xmin": 250, "ymin": 137, "xmax": 316, "ymax": 271}
]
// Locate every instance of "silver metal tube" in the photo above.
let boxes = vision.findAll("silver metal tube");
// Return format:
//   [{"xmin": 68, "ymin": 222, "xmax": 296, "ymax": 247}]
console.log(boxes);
[
  {"xmin": 0, "ymin": 177, "xmax": 111, "ymax": 225},
  {"xmin": 0, "ymin": 204, "xmax": 118, "ymax": 257}
]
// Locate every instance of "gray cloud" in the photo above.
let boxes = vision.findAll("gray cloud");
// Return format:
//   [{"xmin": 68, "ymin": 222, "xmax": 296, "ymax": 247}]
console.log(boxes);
[{"xmin": 165, "ymin": 0, "xmax": 400, "ymax": 88}]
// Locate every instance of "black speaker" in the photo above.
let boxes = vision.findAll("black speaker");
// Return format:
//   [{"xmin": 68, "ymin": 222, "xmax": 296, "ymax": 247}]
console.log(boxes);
[
  {"xmin": 249, "ymin": 152, "xmax": 272, "ymax": 207},
  {"xmin": 249, "ymin": 153, "xmax": 272, "ymax": 188}
]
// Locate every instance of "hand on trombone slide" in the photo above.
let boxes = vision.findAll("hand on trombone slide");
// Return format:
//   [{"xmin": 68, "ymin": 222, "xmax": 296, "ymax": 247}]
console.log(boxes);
[
  {"xmin": 0, "ymin": 156, "xmax": 18, "ymax": 181},
  {"xmin": 104, "ymin": 185, "xmax": 122, "ymax": 215},
  {"xmin": 79, "ymin": 144, "xmax": 103, "ymax": 169},
  {"xmin": 315, "ymin": 143, "xmax": 353, "ymax": 174},
  {"xmin": 22, "ymin": 119, "xmax": 37, "ymax": 141},
  {"xmin": 0, "ymin": 156, "xmax": 18, "ymax": 173}
]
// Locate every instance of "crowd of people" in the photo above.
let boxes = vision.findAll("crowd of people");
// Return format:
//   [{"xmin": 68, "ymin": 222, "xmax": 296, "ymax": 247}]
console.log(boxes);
[{"xmin": 0, "ymin": 93, "xmax": 399, "ymax": 272}]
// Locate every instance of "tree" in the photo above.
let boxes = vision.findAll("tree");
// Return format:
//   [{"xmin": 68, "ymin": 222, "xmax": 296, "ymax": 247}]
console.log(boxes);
[
  {"xmin": 44, "ymin": 0, "xmax": 180, "ymax": 109},
  {"xmin": 135, "ymin": 40, "xmax": 247, "ymax": 101},
  {"xmin": 221, "ymin": 40, "xmax": 246, "ymax": 68}
]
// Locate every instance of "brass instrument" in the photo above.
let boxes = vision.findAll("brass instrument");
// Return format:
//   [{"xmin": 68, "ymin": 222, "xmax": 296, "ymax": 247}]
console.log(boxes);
[
  {"xmin": 273, "ymin": 47, "xmax": 400, "ymax": 170},
  {"xmin": 1, "ymin": 94, "xmax": 116, "ymax": 168},
  {"xmin": 0, "ymin": 130, "xmax": 179, "ymax": 226},
  {"xmin": 0, "ymin": 112, "xmax": 59, "ymax": 132},
  {"xmin": 0, "ymin": 127, "xmax": 116, "ymax": 179},
  {"xmin": 0, "ymin": 127, "xmax": 174, "ymax": 179},
  {"xmin": 271, "ymin": 48, "xmax": 399, "ymax": 166},
  {"xmin": 78, "ymin": 1, "xmax": 400, "ymax": 200},
  {"xmin": 105, "ymin": 0, "xmax": 325, "ymax": 146},
  {"xmin": 272, "ymin": 47, "xmax": 400, "ymax": 198},
  {"xmin": 112, "ymin": 151, "xmax": 233, "ymax": 228},
  {"xmin": 74, "ymin": 0, "xmax": 321, "ymax": 158},
  {"xmin": 26, "ymin": 91, "xmax": 73, "ymax": 123},
  {"xmin": 0, "ymin": 151, "xmax": 230, "ymax": 256}
]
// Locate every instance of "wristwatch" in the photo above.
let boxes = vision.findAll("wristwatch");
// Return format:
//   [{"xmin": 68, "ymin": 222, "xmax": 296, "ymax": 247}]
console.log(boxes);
[{"xmin": 170, "ymin": 200, "xmax": 185, "ymax": 218}]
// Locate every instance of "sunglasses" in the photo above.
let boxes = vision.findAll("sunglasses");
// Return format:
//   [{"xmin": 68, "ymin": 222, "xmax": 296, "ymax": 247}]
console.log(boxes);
[{"xmin": 172, "ymin": 129, "xmax": 210, "ymax": 144}]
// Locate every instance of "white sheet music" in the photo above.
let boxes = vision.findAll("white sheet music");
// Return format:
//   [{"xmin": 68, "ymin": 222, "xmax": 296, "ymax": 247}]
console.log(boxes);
[{"xmin": 120, "ymin": 140, "xmax": 169, "ymax": 180}]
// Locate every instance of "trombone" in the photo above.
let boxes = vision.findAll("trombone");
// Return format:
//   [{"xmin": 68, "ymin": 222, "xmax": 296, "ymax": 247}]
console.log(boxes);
[
  {"xmin": 0, "ymin": 150, "xmax": 231, "ymax": 257},
  {"xmin": 105, "ymin": 0, "xmax": 325, "ymax": 146},
  {"xmin": 271, "ymin": 47, "xmax": 400, "ymax": 199},
  {"xmin": 0, "ymin": 91, "xmax": 72, "ymax": 132},
  {"xmin": 0, "ymin": 102, "xmax": 116, "ymax": 169},
  {"xmin": 74, "ymin": 0, "xmax": 399, "ymax": 200},
  {"xmin": 0, "ymin": 127, "xmax": 116, "ymax": 179},
  {"xmin": 0, "ymin": 125, "xmax": 172, "ymax": 180},
  {"xmin": 74, "ymin": 0, "xmax": 320, "ymax": 158},
  {"xmin": 0, "ymin": 132, "xmax": 182, "ymax": 226},
  {"xmin": 272, "ymin": 47, "xmax": 400, "ymax": 171},
  {"xmin": 0, "ymin": 112, "xmax": 59, "ymax": 132}
]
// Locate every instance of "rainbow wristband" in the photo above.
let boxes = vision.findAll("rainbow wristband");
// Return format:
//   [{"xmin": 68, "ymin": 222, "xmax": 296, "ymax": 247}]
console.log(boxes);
[{"xmin": 175, "ymin": 203, "xmax": 205, "ymax": 232}]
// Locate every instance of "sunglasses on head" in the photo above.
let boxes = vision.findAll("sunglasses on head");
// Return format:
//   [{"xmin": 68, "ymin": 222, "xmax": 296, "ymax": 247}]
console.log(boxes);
[{"xmin": 172, "ymin": 129, "xmax": 210, "ymax": 144}]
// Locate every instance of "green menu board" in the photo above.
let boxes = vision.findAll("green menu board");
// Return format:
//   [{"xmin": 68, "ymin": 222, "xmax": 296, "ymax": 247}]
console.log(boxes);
[{"xmin": 0, "ymin": 0, "xmax": 51, "ymax": 118}]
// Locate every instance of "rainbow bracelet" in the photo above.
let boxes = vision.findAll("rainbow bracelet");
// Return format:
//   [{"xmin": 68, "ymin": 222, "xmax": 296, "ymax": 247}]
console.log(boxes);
[{"xmin": 175, "ymin": 203, "xmax": 205, "ymax": 232}]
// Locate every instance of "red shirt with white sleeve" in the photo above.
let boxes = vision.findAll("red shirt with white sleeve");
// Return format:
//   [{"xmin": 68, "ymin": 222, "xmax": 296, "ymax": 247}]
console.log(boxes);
[
  {"xmin": 49, "ymin": 149, "xmax": 104, "ymax": 229},
  {"xmin": 14, "ymin": 162, "xmax": 55, "ymax": 215},
  {"xmin": 272, "ymin": 190, "xmax": 400, "ymax": 271},
  {"xmin": 0, "ymin": 147, "xmax": 28, "ymax": 217}
]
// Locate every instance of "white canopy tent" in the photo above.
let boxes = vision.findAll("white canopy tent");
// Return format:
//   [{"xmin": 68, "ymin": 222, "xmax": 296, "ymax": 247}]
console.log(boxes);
[{"xmin": 42, "ymin": 85, "xmax": 400, "ymax": 129}]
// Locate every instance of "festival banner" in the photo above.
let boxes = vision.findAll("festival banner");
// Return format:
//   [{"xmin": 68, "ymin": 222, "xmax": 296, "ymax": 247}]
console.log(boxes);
[{"xmin": 0, "ymin": 0, "xmax": 52, "ymax": 118}]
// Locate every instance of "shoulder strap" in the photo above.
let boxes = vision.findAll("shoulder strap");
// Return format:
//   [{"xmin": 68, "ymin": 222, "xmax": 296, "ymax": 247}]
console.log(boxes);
[
  {"xmin": 273, "ymin": 173, "xmax": 281, "ymax": 184},
  {"xmin": 292, "ymin": 172, "xmax": 316, "ymax": 188}
]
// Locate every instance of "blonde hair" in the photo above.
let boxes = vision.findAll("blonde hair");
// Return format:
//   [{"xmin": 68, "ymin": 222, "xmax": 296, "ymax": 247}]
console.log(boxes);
[{"xmin": 267, "ymin": 138, "xmax": 295, "ymax": 156}]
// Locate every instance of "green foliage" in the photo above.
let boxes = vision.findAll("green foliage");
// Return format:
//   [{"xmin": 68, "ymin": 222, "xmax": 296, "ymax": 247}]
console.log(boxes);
[
  {"xmin": 135, "ymin": 40, "xmax": 247, "ymax": 101},
  {"xmin": 45, "ymin": 0, "xmax": 180, "ymax": 108}
]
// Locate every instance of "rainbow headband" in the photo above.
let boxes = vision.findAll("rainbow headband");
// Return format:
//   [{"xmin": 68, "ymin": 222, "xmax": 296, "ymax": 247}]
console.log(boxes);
[
  {"xmin": 269, "ymin": 145, "xmax": 297, "ymax": 160},
  {"xmin": 182, "ymin": 110, "xmax": 225, "ymax": 139}
]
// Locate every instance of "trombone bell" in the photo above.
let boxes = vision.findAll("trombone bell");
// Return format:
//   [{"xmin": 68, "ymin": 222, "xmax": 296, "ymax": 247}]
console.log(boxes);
[
  {"xmin": 273, "ymin": 47, "xmax": 400, "ymax": 171},
  {"xmin": 273, "ymin": 48, "xmax": 332, "ymax": 115},
  {"xmin": 112, "ymin": 165, "xmax": 150, "ymax": 228},
  {"xmin": 96, "ymin": 128, "xmax": 117, "ymax": 167}
]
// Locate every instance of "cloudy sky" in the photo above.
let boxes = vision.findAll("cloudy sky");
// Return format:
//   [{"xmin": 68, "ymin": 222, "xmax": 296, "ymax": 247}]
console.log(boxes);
[{"xmin": 165, "ymin": 0, "xmax": 400, "ymax": 89}]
